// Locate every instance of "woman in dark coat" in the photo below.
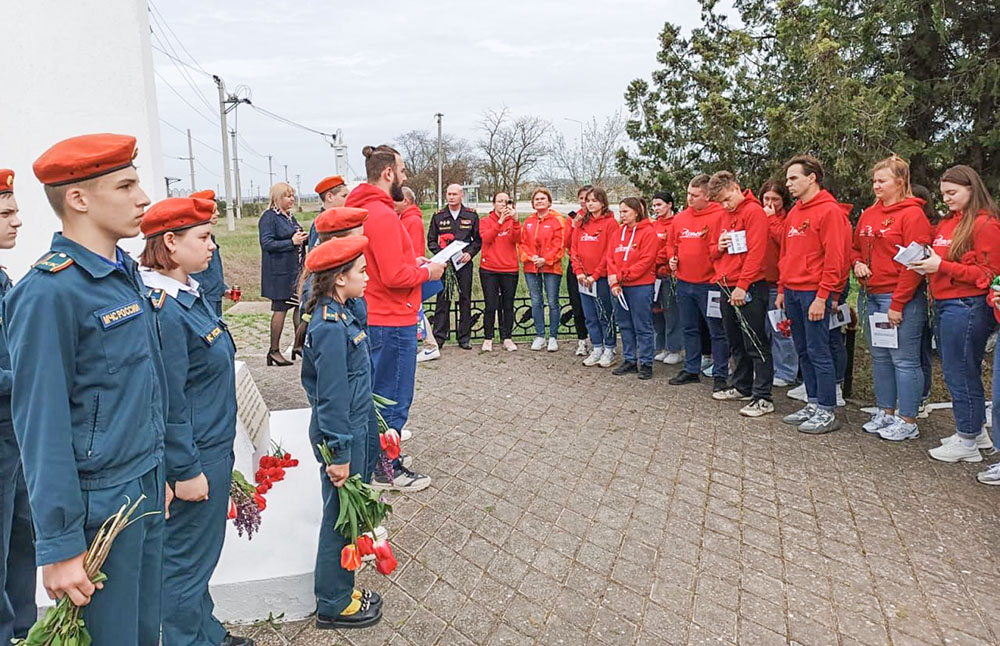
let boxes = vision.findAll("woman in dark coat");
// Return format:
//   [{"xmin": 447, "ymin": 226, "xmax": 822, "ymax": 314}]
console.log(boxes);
[{"xmin": 259, "ymin": 182, "xmax": 308, "ymax": 365}]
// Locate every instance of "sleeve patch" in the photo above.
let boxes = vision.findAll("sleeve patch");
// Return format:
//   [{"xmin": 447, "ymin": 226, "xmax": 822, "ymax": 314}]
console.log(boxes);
[{"xmin": 95, "ymin": 300, "xmax": 143, "ymax": 329}]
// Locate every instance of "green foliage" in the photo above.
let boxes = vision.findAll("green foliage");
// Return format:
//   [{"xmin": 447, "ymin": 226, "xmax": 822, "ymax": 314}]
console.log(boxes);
[{"xmin": 618, "ymin": 0, "xmax": 1000, "ymax": 213}]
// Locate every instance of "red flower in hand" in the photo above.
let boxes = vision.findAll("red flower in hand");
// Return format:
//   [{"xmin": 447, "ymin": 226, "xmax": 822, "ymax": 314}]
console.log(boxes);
[
  {"xmin": 776, "ymin": 318, "xmax": 792, "ymax": 339},
  {"xmin": 357, "ymin": 534, "xmax": 375, "ymax": 556},
  {"xmin": 341, "ymin": 544, "xmax": 361, "ymax": 571},
  {"xmin": 253, "ymin": 492, "xmax": 267, "ymax": 511},
  {"xmin": 438, "ymin": 233, "xmax": 455, "ymax": 249},
  {"xmin": 227, "ymin": 499, "xmax": 237, "ymax": 520},
  {"xmin": 380, "ymin": 429, "xmax": 401, "ymax": 460},
  {"xmin": 373, "ymin": 539, "xmax": 397, "ymax": 575}
]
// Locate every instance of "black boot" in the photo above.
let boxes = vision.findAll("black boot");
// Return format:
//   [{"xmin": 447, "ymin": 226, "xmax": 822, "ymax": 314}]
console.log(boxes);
[
  {"xmin": 638, "ymin": 363, "xmax": 653, "ymax": 380},
  {"xmin": 612, "ymin": 361, "xmax": 637, "ymax": 375},
  {"xmin": 668, "ymin": 370, "xmax": 700, "ymax": 385}
]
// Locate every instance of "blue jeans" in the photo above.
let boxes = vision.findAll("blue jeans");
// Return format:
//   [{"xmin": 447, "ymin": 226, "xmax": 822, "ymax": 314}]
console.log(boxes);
[
  {"xmin": 525, "ymin": 272, "xmax": 561, "ymax": 338},
  {"xmin": 614, "ymin": 284, "xmax": 655, "ymax": 365},
  {"xmin": 579, "ymin": 278, "xmax": 616, "ymax": 349},
  {"xmin": 675, "ymin": 280, "xmax": 729, "ymax": 381},
  {"xmin": 993, "ymin": 334, "xmax": 1000, "ymax": 450},
  {"xmin": 936, "ymin": 297, "xmax": 994, "ymax": 438},
  {"xmin": 865, "ymin": 291, "xmax": 927, "ymax": 419},
  {"xmin": 784, "ymin": 289, "xmax": 837, "ymax": 410},
  {"xmin": 921, "ymin": 312, "xmax": 934, "ymax": 401},
  {"xmin": 369, "ymin": 324, "xmax": 418, "ymax": 432},
  {"xmin": 653, "ymin": 279, "xmax": 683, "ymax": 353},
  {"xmin": 767, "ymin": 286, "xmax": 798, "ymax": 382}
]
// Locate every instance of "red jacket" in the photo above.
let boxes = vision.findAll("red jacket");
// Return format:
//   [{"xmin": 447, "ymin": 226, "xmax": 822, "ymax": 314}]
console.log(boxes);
[
  {"xmin": 479, "ymin": 211, "xmax": 521, "ymax": 273},
  {"xmin": 518, "ymin": 210, "xmax": 565, "ymax": 275},
  {"xmin": 851, "ymin": 197, "xmax": 932, "ymax": 310},
  {"xmin": 777, "ymin": 189, "xmax": 849, "ymax": 299},
  {"xmin": 570, "ymin": 212, "xmax": 618, "ymax": 279},
  {"xmin": 709, "ymin": 190, "xmax": 768, "ymax": 290},
  {"xmin": 664, "ymin": 202, "xmax": 725, "ymax": 284},
  {"xmin": 398, "ymin": 204, "xmax": 426, "ymax": 258},
  {"xmin": 764, "ymin": 209, "xmax": 786, "ymax": 284},
  {"xmin": 346, "ymin": 183, "xmax": 430, "ymax": 326},
  {"xmin": 653, "ymin": 216, "xmax": 674, "ymax": 277},
  {"xmin": 929, "ymin": 210, "xmax": 1000, "ymax": 300},
  {"xmin": 607, "ymin": 219, "xmax": 658, "ymax": 287}
]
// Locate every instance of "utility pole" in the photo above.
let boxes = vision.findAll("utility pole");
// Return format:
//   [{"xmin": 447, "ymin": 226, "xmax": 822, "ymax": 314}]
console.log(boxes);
[
  {"xmin": 330, "ymin": 129, "xmax": 347, "ymax": 176},
  {"xmin": 267, "ymin": 155, "xmax": 274, "ymax": 187},
  {"xmin": 295, "ymin": 174, "xmax": 301, "ymax": 208},
  {"xmin": 249, "ymin": 179, "xmax": 254, "ymax": 204},
  {"xmin": 435, "ymin": 113, "xmax": 444, "ymax": 209},
  {"xmin": 230, "ymin": 130, "xmax": 243, "ymax": 219},
  {"xmin": 186, "ymin": 129, "xmax": 196, "ymax": 192},
  {"xmin": 213, "ymin": 75, "xmax": 236, "ymax": 231},
  {"xmin": 283, "ymin": 164, "xmax": 288, "ymax": 183}
]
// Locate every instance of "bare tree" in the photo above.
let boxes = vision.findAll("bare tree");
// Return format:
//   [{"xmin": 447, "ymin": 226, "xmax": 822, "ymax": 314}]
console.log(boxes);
[
  {"xmin": 477, "ymin": 107, "xmax": 551, "ymax": 199},
  {"xmin": 550, "ymin": 110, "xmax": 627, "ymax": 192},
  {"xmin": 396, "ymin": 129, "xmax": 476, "ymax": 204}
]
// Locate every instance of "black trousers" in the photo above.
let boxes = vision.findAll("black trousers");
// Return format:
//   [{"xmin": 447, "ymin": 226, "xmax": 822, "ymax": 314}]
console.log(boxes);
[
  {"xmin": 480, "ymin": 268, "xmax": 519, "ymax": 340},
  {"xmin": 434, "ymin": 264, "xmax": 473, "ymax": 345},
  {"xmin": 720, "ymin": 280, "xmax": 773, "ymax": 400},
  {"xmin": 565, "ymin": 262, "xmax": 588, "ymax": 340}
]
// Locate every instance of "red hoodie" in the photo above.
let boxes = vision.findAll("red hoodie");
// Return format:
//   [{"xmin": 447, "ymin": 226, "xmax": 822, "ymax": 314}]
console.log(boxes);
[
  {"xmin": 653, "ymin": 216, "xmax": 674, "ymax": 277},
  {"xmin": 851, "ymin": 197, "xmax": 932, "ymax": 310},
  {"xmin": 607, "ymin": 219, "xmax": 658, "ymax": 287},
  {"xmin": 480, "ymin": 211, "xmax": 521, "ymax": 273},
  {"xmin": 665, "ymin": 202, "xmax": 725, "ymax": 284},
  {"xmin": 398, "ymin": 203, "xmax": 426, "ymax": 258},
  {"xmin": 929, "ymin": 210, "xmax": 1000, "ymax": 300},
  {"xmin": 709, "ymin": 190, "xmax": 768, "ymax": 290},
  {"xmin": 570, "ymin": 212, "xmax": 618, "ymax": 279},
  {"xmin": 345, "ymin": 183, "xmax": 430, "ymax": 326},
  {"xmin": 778, "ymin": 189, "xmax": 848, "ymax": 299},
  {"xmin": 764, "ymin": 209, "xmax": 786, "ymax": 284},
  {"xmin": 518, "ymin": 210, "xmax": 565, "ymax": 275}
]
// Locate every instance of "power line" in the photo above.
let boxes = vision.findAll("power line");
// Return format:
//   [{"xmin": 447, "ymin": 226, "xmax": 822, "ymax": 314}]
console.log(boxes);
[
  {"xmin": 150, "ymin": 29, "xmax": 217, "ymax": 115},
  {"xmin": 154, "ymin": 68, "xmax": 219, "ymax": 128},
  {"xmin": 159, "ymin": 118, "xmax": 223, "ymax": 154},
  {"xmin": 248, "ymin": 103, "xmax": 335, "ymax": 139},
  {"xmin": 148, "ymin": 0, "xmax": 210, "ymax": 75}
]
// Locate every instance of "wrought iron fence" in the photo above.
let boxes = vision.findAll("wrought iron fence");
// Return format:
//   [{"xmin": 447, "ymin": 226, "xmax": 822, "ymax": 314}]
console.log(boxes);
[{"xmin": 425, "ymin": 296, "xmax": 578, "ymax": 341}]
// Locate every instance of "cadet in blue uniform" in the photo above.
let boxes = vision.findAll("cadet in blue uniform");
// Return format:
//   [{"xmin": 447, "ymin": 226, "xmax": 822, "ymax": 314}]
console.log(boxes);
[
  {"xmin": 3, "ymin": 134, "xmax": 168, "ymax": 645},
  {"xmin": 138, "ymin": 197, "xmax": 250, "ymax": 646},
  {"xmin": 0, "ymin": 169, "xmax": 34, "ymax": 645},
  {"xmin": 298, "ymin": 236, "xmax": 384, "ymax": 630},
  {"xmin": 189, "ymin": 189, "xmax": 227, "ymax": 317},
  {"xmin": 308, "ymin": 175, "xmax": 349, "ymax": 250}
]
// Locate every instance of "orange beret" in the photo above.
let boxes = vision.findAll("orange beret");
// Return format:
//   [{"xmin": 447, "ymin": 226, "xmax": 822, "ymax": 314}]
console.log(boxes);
[
  {"xmin": 33, "ymin": 134, "xmax": 138, "ymax": 186},
  {"xmin": 141, "ymin": 197, "xmax": 216, "ymax": 237},
  {"xmin": 190, "ymin": 189, "xmax": 215, "ymax": 201},
  {"xmin": 0, "ymin": 169, "xmax": 12, "ymax": 195},
  {"xmin": 315, "ymin": 207, "xmax": 368, "ymax": 234},
  {"xmin": 315, "ymin": 175, "xmax": 345, "ymax": 195},
  {"xmin": 305, "ymin": 236, "xmax": 368, "ymax": 273}
]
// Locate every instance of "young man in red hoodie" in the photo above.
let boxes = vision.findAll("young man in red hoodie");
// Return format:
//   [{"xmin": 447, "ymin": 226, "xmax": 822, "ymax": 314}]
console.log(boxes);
[
  {"xmin": 707, "ymin": 172, "xmax": 774, "ymax": 416},
  {"xmin": 775, "ymin": 155, "xmax": 848, "ymax": 434},
  {"xmin": 345, "ymin": 145, "xmax": 446, "ymax": 491},
  {"xmin": 662, "ymin": 174, "xmax": 730, "ymax": 390}
]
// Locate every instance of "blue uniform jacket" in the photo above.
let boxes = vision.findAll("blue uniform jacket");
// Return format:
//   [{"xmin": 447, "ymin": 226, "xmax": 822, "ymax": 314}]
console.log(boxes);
[
  {"xmin": 149, "ymin": 285, "xmax": 237, "ymax": 483},
  {"xmin": 258, "ymin": 208, "xmax": 303, "ymax": 301},
  {"xmin": 190, "ymin": 235, "xmax": 226, "ymax": 304},
  {"xmin": 300, "ymin": 273, "xmax": 368, "ymax": 326},
  {"xmin": 2, "ymin": 235, "xmax": 168, "ymax": 565},
  {"xmin": 0, "ymin": 269, "xmax": 13, "ymax": 423},
  {"xmin": 301, "ymin": 297, "xmax": 372, "ymax": 467}
]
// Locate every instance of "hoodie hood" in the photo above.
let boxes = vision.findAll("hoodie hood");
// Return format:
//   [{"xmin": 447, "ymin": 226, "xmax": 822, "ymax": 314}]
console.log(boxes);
[{"xmin": 345, "ymin": 182, "xmax": 394, "ymax": 210}]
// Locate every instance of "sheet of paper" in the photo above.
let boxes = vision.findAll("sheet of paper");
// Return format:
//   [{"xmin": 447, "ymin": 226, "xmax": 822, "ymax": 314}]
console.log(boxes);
[
  {"xmin": 617, "ymin": 291, "xmax": 629, "ymax": 311},
  {"xmin": 767, "ymin": 308, "xmax": 787, "ymax": 332},
  {"xmin": 727, "ymin": 230, "xmax": 748, "ymax": 255},
  {"xmin": 428, "ymin": 240, "xmax": 468, "ymax": 266},
  {"xmin": 869, "ymin": 312, "xmax": 899, "ymax": 348},
  {"xmin": 828, "ymin": 302, "xmax": 851, "ymax": 330},
  {"xmin": 893, "ymin": 242, "xmax": 929, "ymax": 274},
  {"xmin": 653, "ymin": 278, "xmax": 662, "ymax": 301},
  {"xmin": 451, "ymin": 254, "xmax": 468, "ymax": 271},
  {"xmin": 578, "ymin": 280, "xmax": 597, "ymax": 297},
  {"xmin": 707, "ymin": 290, "xmax": 722, "ymax": 318}
]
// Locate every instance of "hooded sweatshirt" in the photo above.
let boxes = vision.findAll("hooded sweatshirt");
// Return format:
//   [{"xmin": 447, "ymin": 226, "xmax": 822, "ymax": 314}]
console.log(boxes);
[
  {"xmin": 345, "ymin": 183, "xmax": 429, "ymax": 326},
  {"xmin": 851, "ymin": 196, "xmax": 932, "ymax": 310},
  {"xmin": 480, "ymin": 211, "xmax": 522, "ymax": 273},
  {"xmin": 607, "ymin": 219, "xmax": 658, "ymax": 287},
  {"xmin": 653, "ymin": 216, "xmax": 674, "ymax": 277},
  {"xmin": 664, "ymin": 202, "xmax": 725, "ymax": 284},
  {"xmin": 518, "ymin": 210, "xmax": 565, "ymax": 275},
  {"xmin": 929, "ymin": 210, "xmax": 1000, "ymax": 300},
  {"xmin": 709, "ymin": 190, "xmax": 768, "ymax": 290},
  {"xmin": 777, "ymin": 189, "xmax": 849, "ymax": 299},
  {"xmin": 570, "ymin": 212, "xmax": 619, "ymax": 279},
  {"xmin": 398, "ymin": 203, "xmax": 426, "ymax": 258},
  {"xmin": 764, "ymin": 208, "xmax": 787, "ymax": 284}
]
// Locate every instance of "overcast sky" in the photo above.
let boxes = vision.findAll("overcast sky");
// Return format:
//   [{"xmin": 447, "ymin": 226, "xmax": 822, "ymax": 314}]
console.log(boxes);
[{"xmin": 152, "ymin": 0, "xmax": 716, "ymax": 198}]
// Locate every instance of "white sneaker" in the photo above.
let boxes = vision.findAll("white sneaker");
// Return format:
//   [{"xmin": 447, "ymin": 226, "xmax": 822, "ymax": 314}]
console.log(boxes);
[
  {"xmin": 941, "ymin": 430, "xmax": 993, "ymax": 450},
  {"xmin": 700, "ymin": 357, "xmax": 712, "ymax": 372},
  {"xmin": 878, "ymin": 418, "xmax": 919, "ymax": 441},
  {"xmin": 416, "ymin": 347, "xmax": 440, "ymax": 362},
  {"xmin": 772, "ymin": 377, "xmax": 793, "ymax": 388},
  {"xmin": 929, "ymin": 441, "xmax": 982, "ymax": 463},
  {"xmin": 836, "ymin": 384, "xmax": 846, "ymax": 407},
  {"xmin": 654, "ymin": 350, "xmax": 668, "ymax": 362},
  {"xmin": 583, "ymin": 347, "xmax": 603, "ymax": 367},
  {"xmin": 575, "ymin": 340, "xmax": 588, "ymax": 356},
  {"xmin": 503, "ymin": 339, "xmax": 518, "ymax": 352},
  {"xmin": 598, "ymin": 347, "xmax": 615, "ymax": 368},
  {"xmin": 782, "ymin": 404, "xmax": 816, "ymax": 425},
  {"xmin": 547, "ymin": 338, "xmax": 558, "ymax": 352},
  {"xmin": 702, "ymin": 365, "xmax": 714, "ymax": 377},
  {"xmin": 976, "ymin": 462, "xmax": 1000, "ymax": 485},
  {"xmin": 917, "ymin": 400, "xmax": 931, "ymax": 418},
  {"xmin": 482, "ymin": 339, "xmax": 493, "ymax": 352},
  {"xmin": 400, "ymin": 428, "xmax": 412, "ymax": 441},
  {"xmin": 530, "ymin": 337, "xmax": 545, "ymax": 351},
  {"xmin": 712, "ymin": 388, "xmax": 751, "ymax": 402},
  {"xmin": 787, "ymin": 383, "xmax": 808, "ymax": 402},
  {"xmin": 740, "ymin": 399, "xmax": 775, "ymax": 417},
  {"xmin": 862, "ymin": 410, "xmax": 893, "ymax": 434},
  {"xmin": 664, "ymin": 352, "xmax": 683, "ymax": 365}
]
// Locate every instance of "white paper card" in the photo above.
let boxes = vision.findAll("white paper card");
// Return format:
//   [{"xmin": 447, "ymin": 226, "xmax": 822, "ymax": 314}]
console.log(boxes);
[
  {"xmin": 451, "ymin": 253, "xmax": 468, "ymax": 271},
  {"xmin": 828, "ymin": 302, "xmax": 851, "ymax": 330},
  {"xmin": 428, "ymin": 240, "xmax": 468, "ymax": 266},
  {"xmin": 578, "ymin": 280, "xmax": 597, "ymax": 297},
  {"xmin": 653, "ymin": 278, "xmax": 662, "ymax": 301},
  {"xmin": 869, "ymin": 312, "xmax": 899, "ymax": 348},
  {"xmin": 893, "ymin": 242, "xmax": 929, "ymax": 274},
  {"xmin": 707, "ymin": 291, "xmax": 722, "ymax": 318},
  {"xmin": 767, "ymin": 308, "xmax": 787, "ymax": 332},
  {"xmin": 727, "ymin": 230, "xmax": 748, "ymax": 255}
]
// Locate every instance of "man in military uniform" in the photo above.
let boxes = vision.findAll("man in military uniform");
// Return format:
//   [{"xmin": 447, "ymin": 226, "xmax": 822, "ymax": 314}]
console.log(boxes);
[
  {"xmin": 426, "ymin": 184, "xmax": 481, "ymax": 350},
  {"xmin": 3, "ymin": 134, "xmax": 168, "ymax": 646}
]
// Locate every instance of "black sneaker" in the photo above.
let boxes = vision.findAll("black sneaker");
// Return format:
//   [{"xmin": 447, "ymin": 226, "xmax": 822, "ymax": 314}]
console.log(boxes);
[
  {"xmin": 372, "ymin": 465, "xmax": 432, "ymax": 492},
  {"xmin": 458, "ymin": 341, "xmax": 472, "ymax": 350},
  {"xmin": 638, "ymin": 363, "xmax": 653, "ymax": 380},
  {"xmin": 668, "ymin": 370, "xmax": 700, "ymax": 385},
  {"xmin": 317, "ymin": 599, "xmax": 383, "ymax": 630},
  {"xmin": 222, "ymin": 634, "xmax": 255, "ymax": 646},
  {"xmin": 713, "ymin": 378, "xmax": 729, "ymax": 392},
  {"xmin": 612, "ymin": 362, "xmax": 638, "ymax": 375}
]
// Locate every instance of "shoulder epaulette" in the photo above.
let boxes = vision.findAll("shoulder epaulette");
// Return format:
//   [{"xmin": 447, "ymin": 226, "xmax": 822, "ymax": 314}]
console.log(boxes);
[
  {"xmin": 33, "ymin": 252, "xmax": 74, "ymax": 273},
  {"xmin": 147, "ymin": 288, "xmax": 167, "ymax": 310}
]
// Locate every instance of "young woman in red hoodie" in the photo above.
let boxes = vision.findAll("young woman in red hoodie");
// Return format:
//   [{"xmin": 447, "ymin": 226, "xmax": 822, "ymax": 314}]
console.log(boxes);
[
  {"xmin": 571, "ymin": 187, "xmax": 620, "ymax": 367},
  {"xmin": 479, "ymin": 191, "xmax": 522, "ymax": 352},
  {"xmin": 518, "ymin": 188, "xmax": 565, "ymax": 351},
  {"xmin": 851, "ymin": 156, "xmax": 932, "ymax": 441},
  {"xmin": 760, "ymin": 179, "xmax": 799, "ymax": 388},
  {"xmin": 909, "ymin": 165, "xmax": 1000, "ymax": 464},
  {"xmin": 608, "ymin": 197, "xmax": 659, "ymax": 379}
]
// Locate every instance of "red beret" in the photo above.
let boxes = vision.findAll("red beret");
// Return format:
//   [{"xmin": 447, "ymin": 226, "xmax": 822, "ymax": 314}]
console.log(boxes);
[
  {"xmin": 141, "ymin": 197, "xmax": 216, "ymax": 237},
  {"xmin": 0, "ymin": 170, "xmax": 12, "ymax": 195},
  {"xmin": 305, "ymin": 236, "xmax": 368, "ymax": 273},
  {"xmin": 190, "ymin": 189, "xmax": 215, "ymax": 201},
  {"xmin": 315, "ymin": 175, "xmax": 345, "ymax": 195},
  {"xmin": 315, "ymin": 207, "xmax": 368, "ymax": 234},
  {"xmin": 33, "ymin": 134, "xmax": 138, "ymax": 186}
]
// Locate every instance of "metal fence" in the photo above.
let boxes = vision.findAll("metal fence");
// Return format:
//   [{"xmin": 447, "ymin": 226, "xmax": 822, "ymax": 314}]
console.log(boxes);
[{"xmin": 425, "ymin": 296, "xmax": 577, "ymax": 341}]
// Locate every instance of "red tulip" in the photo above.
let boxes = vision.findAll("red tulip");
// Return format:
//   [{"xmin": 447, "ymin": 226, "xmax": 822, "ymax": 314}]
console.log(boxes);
[
  {"xmin": 254, "ymin": 493, "xmax": 267, "ymax": 511},
  {"xmin": 284, "ymin": 452, "xmax": 292, "ymax": 461},
  {"xmin": 373, "ymin": 538, "xmax": 394, "ymax": 561},
  {"xmin": 341, "ymin": 544, "xmax": 361, "ymax": 571},
  {"xmin": 381, "ymin": 430, "xmax": 401, "ymax": 460},
  {"xmin": 227, "ymin": 499, "xmax": 236, "ymax": 519},
  {"xmin": 357, "ymin": 534, "xmax": 375, "ymax": 556},
  {"xmin": 375, "ymin": 552, "xmax": 397, "ymax": 575}
]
